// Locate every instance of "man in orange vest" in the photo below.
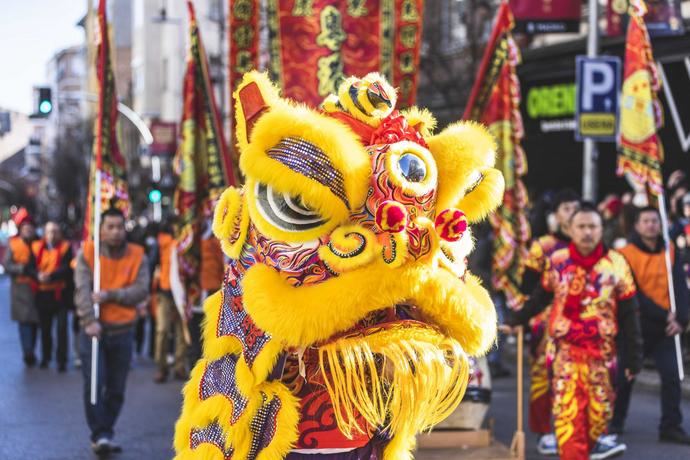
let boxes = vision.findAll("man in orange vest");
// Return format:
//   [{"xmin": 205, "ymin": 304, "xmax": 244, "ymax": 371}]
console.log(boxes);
[
  {"xmin": 2, "ymin": 209, "xmax": 39, "ymax": 366},
  {"xmin": 611, "ymin": 206, "xmax": 690, "ymax": 445},
  {"xmin": 74, "ymin": 208, "xmax": 150, "ymax": 454},
  {"xmin": 33, "ymin": 221, "xmax": 73, "ymax": 371},
  {"xmin": 154, "ymin": 220, "xmax": 187, "ymax": 383}
]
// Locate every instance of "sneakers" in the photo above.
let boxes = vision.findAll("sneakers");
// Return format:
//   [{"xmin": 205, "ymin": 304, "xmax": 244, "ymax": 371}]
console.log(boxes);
[
  {"xmin": 590, "ymin": 434, "xmax": 627, "ymax": 460},
  {"xmin": 659, "ymin": 426, "xmax": 690, "ymax": 445},
  {"xmin": 537, "ymin": 433, "xmax": 558, "ymax": 456},
  {"xmin": 91, "ymin": 437, "xmax": 123, "ymax": 454}
]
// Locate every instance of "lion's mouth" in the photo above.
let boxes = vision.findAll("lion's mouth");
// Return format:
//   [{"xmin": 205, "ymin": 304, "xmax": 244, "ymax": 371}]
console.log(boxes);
[{"xmin": 322, "ymin": 303, "xmax": 439, "ymax": 346}]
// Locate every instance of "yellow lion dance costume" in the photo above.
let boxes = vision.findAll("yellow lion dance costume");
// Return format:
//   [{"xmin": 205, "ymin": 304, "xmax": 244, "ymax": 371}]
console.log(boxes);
[{"xmin": 174, "ymin": 71, "xmax": 504, "ymax": 460}]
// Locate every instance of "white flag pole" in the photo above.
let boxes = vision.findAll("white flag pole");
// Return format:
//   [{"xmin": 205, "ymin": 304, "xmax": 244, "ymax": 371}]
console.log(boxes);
[
  {"xmin": 658, "ymin": 191, "xmax": 685, "ymax": 381},
  {"xmin": 90, "ymin": 169, "xmax": 102, "ymax": 405}
]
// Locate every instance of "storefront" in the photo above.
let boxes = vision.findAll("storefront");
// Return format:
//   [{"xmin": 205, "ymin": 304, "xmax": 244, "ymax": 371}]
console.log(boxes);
[{"xmin": 518, "ymin": 27, "xmax": 690, "ymax": 197}]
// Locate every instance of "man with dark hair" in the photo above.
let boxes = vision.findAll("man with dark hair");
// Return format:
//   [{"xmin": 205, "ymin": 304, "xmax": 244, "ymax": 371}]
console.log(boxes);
[
  {"xmin": 32, "ymin": 221, "xmax": 73, "ymax": 371},
  {"xmin": 611, "ymin": 205, "xmax": 690, "ymax": 444},
  {"xmin": 510, "ymin": 203, "xmax": 642, "ymax": 460},
  {"xmin": 74, "ymin": 208, "xmax": 150, "ymax": 453},
  {"xmin": 519, "ymin": 188, "xmax": 579, "ymax": 456}
]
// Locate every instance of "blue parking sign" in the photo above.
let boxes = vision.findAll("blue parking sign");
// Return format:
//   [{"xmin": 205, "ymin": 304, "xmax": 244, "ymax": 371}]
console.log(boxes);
[{"xmin": 575, "ymin": 56, "xmax": 621, "ymax": 141}]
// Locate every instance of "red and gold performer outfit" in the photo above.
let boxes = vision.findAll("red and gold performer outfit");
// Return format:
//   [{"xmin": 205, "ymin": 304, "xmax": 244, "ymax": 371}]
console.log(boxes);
[
  {"xmin": 514, "ymin": 243, "xmax": 642, "ymax": 460},
  {"xmin": 521, "ymin": 232, "xmax": 569, "ymax": 435}
]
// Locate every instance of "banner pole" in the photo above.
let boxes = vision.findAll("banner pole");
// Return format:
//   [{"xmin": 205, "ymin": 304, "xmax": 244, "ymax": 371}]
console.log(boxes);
[
  {"xmin": 90, "ymin": 169, "xmax": 102, "ymax": 405},
  {"xmin": 582, "ymin": 0, "xmax": 599, "ymax": 201},
  {"xmin": 658, "ymin": 192, "xmax": 685, "ymax": 381}
]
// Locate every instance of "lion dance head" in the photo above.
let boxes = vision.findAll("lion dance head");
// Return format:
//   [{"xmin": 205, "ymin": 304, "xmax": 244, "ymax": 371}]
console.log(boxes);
[{"xmin": 174, "ymin": 72, "xmax": 504, "ymax": 460}]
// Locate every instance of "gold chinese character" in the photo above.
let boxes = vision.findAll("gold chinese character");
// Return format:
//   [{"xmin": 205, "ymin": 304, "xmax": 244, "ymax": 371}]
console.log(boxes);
[
  {"xmin": 233, "ymin": 0, "xmax": 252, "ymax": 22},
  {"xmin": 233, "ymin": 24, "xmax": 254, "ymax": 49},
  {"xmin": 401, "ymin": 0, "xmax": 419, "ymax": 21},
  {"xmin": 317, "ymin": 53, "xmax": 345, "ymax": 96},
  {"xmin": 347, "ymin": 0, "xmax": 368, "ymax": 17},
  {"xmin": 316, "ymin": 6, "xmax": 346, "ymax": 52},
  {"xmin": 292, "ymin": 0, "xmax": 314, "ymax": 16}
]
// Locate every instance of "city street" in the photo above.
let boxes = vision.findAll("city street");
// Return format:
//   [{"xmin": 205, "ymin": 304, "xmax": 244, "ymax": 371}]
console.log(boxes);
[{"xmin": 0, "ymin": 275, "xmax": 689, "ymax": 459}]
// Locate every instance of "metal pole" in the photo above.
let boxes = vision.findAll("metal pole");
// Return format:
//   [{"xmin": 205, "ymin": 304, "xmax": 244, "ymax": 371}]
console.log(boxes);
[
  {"xmin": 658, "ymin": 192, "xmax": 685, "ymax": 381},
  {"xmin": 582, "ymin": 0, "xmax": 599, "ymax": 201},
  {"xmin": 90, "ymin": 169, "xmax": 102, "ymax": 405}
]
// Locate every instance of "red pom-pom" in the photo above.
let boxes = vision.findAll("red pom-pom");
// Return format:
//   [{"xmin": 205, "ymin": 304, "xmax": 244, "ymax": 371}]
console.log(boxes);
[
  {"xmin": 435, "ymin": 209, "xmax": 468, "ymax": 242},
  {"xmin": 375, "ymin": 201, "xmax": 408, "ymax": 233}
]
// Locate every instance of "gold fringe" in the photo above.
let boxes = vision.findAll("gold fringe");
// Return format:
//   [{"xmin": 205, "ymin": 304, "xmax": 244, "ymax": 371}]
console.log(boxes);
[{"xmin": 318, "ymin": 325, "xmax": 469, "ymax": 457}]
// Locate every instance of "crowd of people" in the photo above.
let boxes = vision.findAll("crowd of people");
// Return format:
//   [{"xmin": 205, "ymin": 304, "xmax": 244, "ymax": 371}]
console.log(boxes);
[
  {"xmin": 3, "ymin": 207, "xmax": 224, "ymax": 454},
  {"xmin": 484, "ymin": 171, "xmax": 690, "ymax": 460}
]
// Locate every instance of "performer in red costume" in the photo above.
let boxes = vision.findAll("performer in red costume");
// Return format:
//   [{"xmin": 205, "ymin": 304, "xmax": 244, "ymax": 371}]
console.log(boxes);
[
  {"xmin": 511, "ymin": 203, "xmax": 643, "ymax": 460},
  {"xmin": 519, "ymin": 189, "xmax": 579, "ymax": 456}
]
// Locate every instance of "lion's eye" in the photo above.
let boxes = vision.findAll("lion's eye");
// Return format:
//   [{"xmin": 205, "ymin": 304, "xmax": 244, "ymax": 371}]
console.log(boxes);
[
  {"xmin": 255, "ymin": 182, "xmax": 326, "ymax": 231},
  {"xmin": 397, "ymin": 153, "xmax": 427, "ymax": 183}
]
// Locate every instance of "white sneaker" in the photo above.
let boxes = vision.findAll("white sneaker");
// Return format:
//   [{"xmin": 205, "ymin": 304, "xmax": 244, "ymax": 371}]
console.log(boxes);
[
  {"xmin": 590, "ymin": 434, "xmax": 626, "ymax": 460},
  {"xmin": 91, "ymin": 437, "xmax": 110, "ymax": 454},
  {"xmin": 537, "ymin": 433, "xmax": 558, "ymax": 456}
]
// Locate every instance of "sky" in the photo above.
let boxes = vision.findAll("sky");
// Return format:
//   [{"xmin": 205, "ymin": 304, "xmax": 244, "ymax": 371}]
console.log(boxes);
[{"xmin": 0, "ymin": 1, "xmax": 86, "ymax": 114}]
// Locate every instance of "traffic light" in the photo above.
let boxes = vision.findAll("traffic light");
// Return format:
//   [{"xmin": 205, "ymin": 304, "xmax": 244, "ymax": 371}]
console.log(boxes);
[
  {"xmin": 35, "ymin": 87, "xmax": 53, "ymax": 116},
  {"xmin": 148, "ymin": 189, "xmax": 162, "ymax": 204}
]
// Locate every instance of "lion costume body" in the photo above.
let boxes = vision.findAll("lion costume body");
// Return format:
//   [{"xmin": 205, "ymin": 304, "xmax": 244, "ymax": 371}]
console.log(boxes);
[{"xmin": 174, "ymin": 72, "xmax": 504, "ymax": 460}]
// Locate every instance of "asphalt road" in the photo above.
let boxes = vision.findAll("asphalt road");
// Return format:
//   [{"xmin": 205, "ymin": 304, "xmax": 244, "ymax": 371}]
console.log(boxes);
[{"xmin": 0, "ymin": 275, "xmax": 688, "ymax": 459}]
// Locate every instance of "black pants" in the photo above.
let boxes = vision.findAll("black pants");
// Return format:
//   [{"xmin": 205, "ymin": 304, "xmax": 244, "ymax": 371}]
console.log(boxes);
[
  {"xmin": 37, "ymin": 291, "xmax": 68, "ymax": 366},
  {"xmin": 79, "ymin": 330, "xmax": 133, "ymax": 441},
  {"xmin": 187, "ymin": 311, "xmax": 204, "ymax": 369},
  {"xmin": 611, "ymin": 335, "xmax": 683, "ymax": 432}
]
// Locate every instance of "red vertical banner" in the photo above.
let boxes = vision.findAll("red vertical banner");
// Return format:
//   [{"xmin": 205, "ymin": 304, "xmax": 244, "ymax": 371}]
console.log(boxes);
[
  {"xmin": 464, "ymin": 3, "xmax": 530, "ymax": 308},
  {"xmin": 616, "ymin": 0, "xmax": 664, "ymax": 194},
  {"xmin": 266, "ymin": 0, "xmax": 424, "ymax": 107},
  {"xmin": 175, "ymin": 1, "xmax": 235, "ymax": 314},
  {"xmin": 228, "ymin": 0, "xmax": 260, "ymax": 114},
  {"xmin": 83, "ymin": 0, "xmax": 129, "ymax": 240}
]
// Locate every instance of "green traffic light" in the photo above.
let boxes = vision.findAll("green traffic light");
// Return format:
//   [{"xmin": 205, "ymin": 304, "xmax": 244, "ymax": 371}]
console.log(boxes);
[
  {"xmin": 39, "ymin": 100, "xmax": 52, "ymax": 114},
  {"xmin": 148, "ymin": 189, "xmax": 162, "ymax": 203}
]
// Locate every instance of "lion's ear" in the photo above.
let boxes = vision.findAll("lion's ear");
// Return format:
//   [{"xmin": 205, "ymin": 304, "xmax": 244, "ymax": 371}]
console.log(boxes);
[
  {"xmin": 212, "ymin": 186, "xmax": 249, "ymax": 259},
  {"xmin": 426, "ymin": 122, "xmax": 504, "ymax": 222},
  {"xmin": 233, "ymin": 71, "xmax": 282, "ymax": 153}
]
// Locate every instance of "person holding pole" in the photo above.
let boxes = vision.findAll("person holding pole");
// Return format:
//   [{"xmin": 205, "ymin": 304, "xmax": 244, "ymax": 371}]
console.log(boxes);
[
  {"xmin": 610, "ymin": 206, "xmax": 690, "ymax": 444},
  {"xmin": 74, "ymin": 208, "xmax": 149, "ymax": 454}
]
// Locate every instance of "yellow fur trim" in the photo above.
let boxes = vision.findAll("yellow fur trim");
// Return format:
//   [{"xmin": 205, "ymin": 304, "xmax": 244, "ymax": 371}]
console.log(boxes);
[
  {"xmin": 239, "ymin": 103, "xmax": 371, "ymax": 233},
  {"xmin": 401, "ymin": 107, "xmax": 436, "ymax": 137},
  {"xmin": 457, "ymin": 168, "xmax": 505, "ymax": 223},
  {"xmin": 317, "ymin": 225, "xmax": 378, "ymax": 274},
  {"xmin": 213, "ymin": 187, "xmax": 249, "ymax": 259},
  {"xmin": 426, "ymin": 121, "xmax": 498, "ymax": 213},
  {"xmin": 321, "ymin": 94, "xmax": 341, "ymax": 113},
  {"xmin": 385, "ymin": 141, "xmax": 438, "ymax": 197},
  {"xmin": 438, "ymin": 229, "xmax": 474, "ymax": 278},
  {"xmin": 233, "ymin": 72, "xmax": 282, "ymax": 154},
  {"xmin": 242, "ymin": 260, "xmax": 497, "ymax": 356}
]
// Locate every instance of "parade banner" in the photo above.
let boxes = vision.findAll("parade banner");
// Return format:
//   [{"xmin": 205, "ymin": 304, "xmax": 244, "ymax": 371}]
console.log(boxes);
[
  {"xmin": 83, "ymin": 0, "xmax": 129, "ymax": 240},
  {"xmin": 464, "ymin": 2, "xmax": 530, "ymax": 308},
  {"xmin": 510, "ymin": 0, "xmax": 581, "ymax": 34},
  {"xmin": 266, "ymin": 0, "xmax": 424, "ymax": 108},
  {"xmin": 616, "ymin": 0, "xmax": 664, "ymax": 195},
  {"xmin": 606, "ymin": 0, "xmax": 684, "ymax": 37},
  {"xmin": 228, "ymin": 0, "xmax": 260, "ymax": 118},
  {"xmin": 174, "ymin": 1, "xmax": 235, "ymax": 314}
]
